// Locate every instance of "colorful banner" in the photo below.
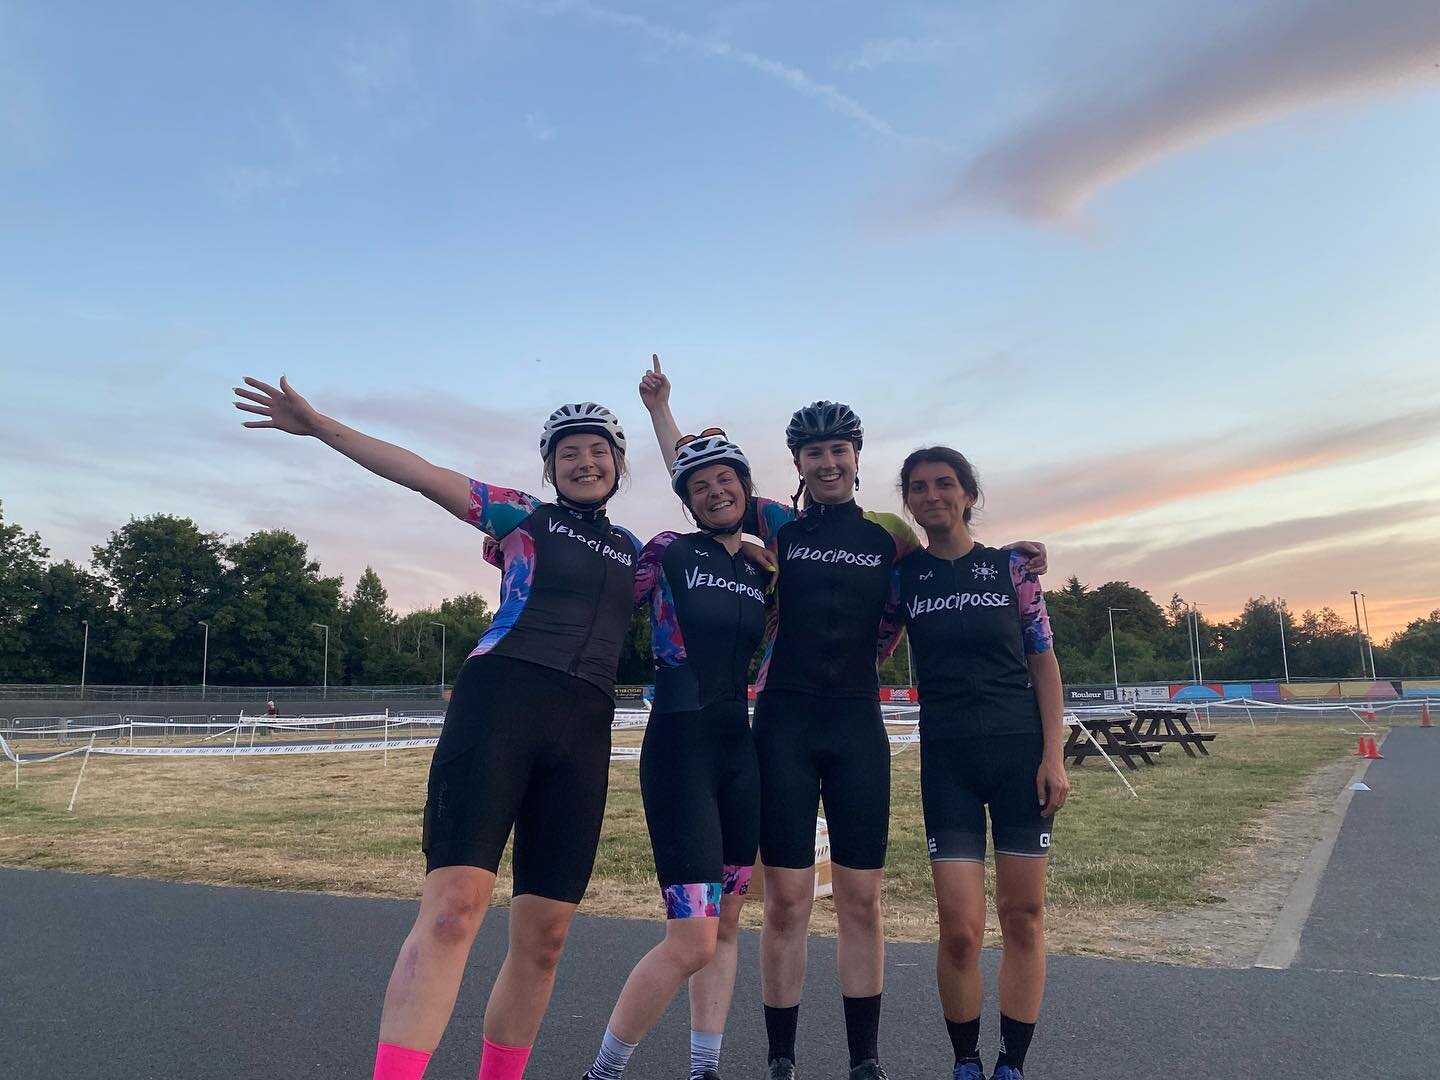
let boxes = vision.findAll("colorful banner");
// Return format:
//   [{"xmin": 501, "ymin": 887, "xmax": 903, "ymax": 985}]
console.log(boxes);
[
  {"xmin": 1169, "ymin": 684, "xmax": 1224, "ymax": 701},
  {"xmin": 1403, "ymin": 680, "xmax": 1440, "ymax": 699}
]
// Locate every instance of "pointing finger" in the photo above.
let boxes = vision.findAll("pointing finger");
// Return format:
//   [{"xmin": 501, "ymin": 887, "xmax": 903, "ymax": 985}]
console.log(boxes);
[{"xmin": 651, "ymin": 353, "xmax": 662, "ymax": 374}]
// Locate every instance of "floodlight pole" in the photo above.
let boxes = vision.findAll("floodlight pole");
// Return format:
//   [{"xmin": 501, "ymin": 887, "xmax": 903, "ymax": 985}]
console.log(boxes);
[
  {"xmin": 1349, "ymin": 591, "xmax": 1366, "ymax": 677},
  {"xmin": 312, "ymin": 622, "xmax": 330, "ymax": 699},
  {"xmin": 1360, "ymin": 593, "xmax": 1376, "ymax": 679},
  {"xmin": 198, "ymin": 621, "xmax": 210, "ymax": 700},
  {"xmin": 429, "ymin": 621, "xmax": 446, "ymax": 690},
  {"xmin": 1276, "ymin": 602, "xmax": 1290, "ymax": 683},
  {"xmin": 1107, "ymin": 607, "xmax": 1128, "ymax": 692},
  {"xmin": 80, "ymin": 619, "xmax": 90, "ymax": 700}
]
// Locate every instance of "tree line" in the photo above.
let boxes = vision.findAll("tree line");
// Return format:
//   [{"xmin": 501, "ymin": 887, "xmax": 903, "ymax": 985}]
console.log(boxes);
[{"xmin": 2, "ymin": 503, "xmax": 1437, "ymax": 687}]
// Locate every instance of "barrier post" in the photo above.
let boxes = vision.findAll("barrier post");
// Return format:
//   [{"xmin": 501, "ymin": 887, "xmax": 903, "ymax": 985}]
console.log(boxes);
[
  {"xmin": 67, "ymin": 734, "xmax": 97, "ymax": 812},
  {"xmin": 383, "ymin": 708, "xmax": 390, "ymax": 767}
]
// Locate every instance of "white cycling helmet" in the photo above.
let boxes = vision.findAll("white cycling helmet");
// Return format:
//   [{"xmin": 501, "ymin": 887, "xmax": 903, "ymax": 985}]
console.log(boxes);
[
  {"xmin": 539, "ymin": 402, "xmax": 627, "ymax": 460},
  {"xmin": 671, "ymin": 434, "xmax": 752, "ymax": 497}
]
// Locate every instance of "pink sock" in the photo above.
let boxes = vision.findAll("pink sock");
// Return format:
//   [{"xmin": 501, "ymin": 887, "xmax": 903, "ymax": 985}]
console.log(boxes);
[
  {"xmin": 373, "ymin": 1041, "xmax": 431, "ymax": 1080},
  {"xmin": 477, "ymin": 1036, "xmax": 532, "ymax": 1080}
]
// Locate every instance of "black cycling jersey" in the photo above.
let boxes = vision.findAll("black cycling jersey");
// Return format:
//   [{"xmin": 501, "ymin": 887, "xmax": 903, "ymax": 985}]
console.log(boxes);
[
  {"xmin": 470, "ymin": 481, "xmax": 641, "ymax": 699},
  {"xmin": 748, "ymin": 497, "xmax": 918, "ymax": 700},
  {"xmin": 891, "ymin": 543, "xmax": 1052, "ymax": 737},
  {"xmin": 635, "ymin": 531, "xmax": 769, "ymax": 713}
]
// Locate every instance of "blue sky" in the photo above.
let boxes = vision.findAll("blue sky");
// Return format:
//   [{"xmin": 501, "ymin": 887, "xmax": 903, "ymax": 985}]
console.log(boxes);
[{"xmin": 4, "ymin": 0, "xmax": 1439, "ymax": 637}]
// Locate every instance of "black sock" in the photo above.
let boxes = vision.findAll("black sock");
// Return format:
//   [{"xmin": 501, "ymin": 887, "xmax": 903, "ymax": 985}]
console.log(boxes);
[
  {"xmin": 764, "ymin": 1004, "xmax": 800, "ymax": 1064},
  {"xmin": 945, "ymin": 1015, "xmax": 981, "ymax": 1065},
  {"xmin": 996, "ymin": 1014, "xmax": 1036, "ymax": 1071},
  {"xmin": 841, "ymin": 993, "xmax": 882, "ymax": 1067}
]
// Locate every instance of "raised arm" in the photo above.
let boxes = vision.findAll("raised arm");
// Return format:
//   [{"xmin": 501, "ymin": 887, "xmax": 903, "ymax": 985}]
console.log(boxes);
[
  {"xmin": 639, "ymin": 353, "xmax": 683, "ymax": 468},
  {"xmin": 233, "ymin": 375, "xmax": 471, "ymax": 520}
]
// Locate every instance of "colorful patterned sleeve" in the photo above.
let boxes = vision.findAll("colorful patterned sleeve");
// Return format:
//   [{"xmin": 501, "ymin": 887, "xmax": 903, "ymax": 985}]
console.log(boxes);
[
  {"xmin": 465, "ymin": 480, "xmax": 543, "ymax": 540},
  {"xmin": 635, "ymin": 532, "xmax": 679, "ymax": 606},
  {"xmin": 865, "ymin": 510, "xmax": 921, "ymax": 561},
  {"xmin": 1009, "ymin": 549, "xmax": 1054, "ymax": 655},
  {"xmin": 876, "ymin": 562, "xmax": 907, "ymax": 661},
  {"xmin": 743, "ymin": 495, "xmax": 797, "ymax": 544}
]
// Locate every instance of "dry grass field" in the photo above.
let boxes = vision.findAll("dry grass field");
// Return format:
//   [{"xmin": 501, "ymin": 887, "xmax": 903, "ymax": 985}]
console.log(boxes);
[{"xmin": 0, "ymin": 719, "xmax": 1369, "ymax": 963}]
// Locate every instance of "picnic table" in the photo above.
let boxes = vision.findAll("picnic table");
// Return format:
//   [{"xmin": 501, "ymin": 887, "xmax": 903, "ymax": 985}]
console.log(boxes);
[
  {"xmin": 1063, "ymin": 713, "xmax": 1165, "ymax": 770},
  {"xmin": 1132, "ymin": 708, "xmax": 1218, "ymax": 758}
]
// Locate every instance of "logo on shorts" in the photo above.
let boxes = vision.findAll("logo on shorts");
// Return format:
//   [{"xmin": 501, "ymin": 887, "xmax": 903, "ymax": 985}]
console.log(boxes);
[
  {"xmin": 1039, "ymin": 833, "xmax": 1051, "ymax": 848},
  {"xmin": 927, "ymin": 836, "xmax": 938, "ymax": 855},
  {"xmin": 972, "ymin": 562, "xmax": 998, "ymax": 580}
]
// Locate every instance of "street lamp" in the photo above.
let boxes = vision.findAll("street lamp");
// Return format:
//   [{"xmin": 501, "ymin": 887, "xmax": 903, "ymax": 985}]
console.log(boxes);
[
  {"xmin": 1349, "ymin": 591, "xmax": 1366, "ymax": 677},
  {"xmin": 1360, "ymin": 593, "xmax": 1376, "ymax": 679},
  {"xmin": 429, "ymin": 621, "xmax": 447, "ymax": 690},
  {"xmin": 198, "ymin": 621, "xmax": 210, "ymax": 700},
  {"xmin": 312, "ymin": 622, "xmax": 330, "ymax": 699},
  {"xmin": 1275, "ymin": 601, "xmax": 1291, "ymax": 683},
  {"xmin": 1107, "ymin": 607, "xmax": 1128, "ymax": 692},
  {"xmin": 80, "ymin": 619, "xmax": 90, "ymax": 700}
]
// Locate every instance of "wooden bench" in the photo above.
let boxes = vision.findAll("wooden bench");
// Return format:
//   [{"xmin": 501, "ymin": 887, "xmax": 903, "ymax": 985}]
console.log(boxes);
[
  {"xmin": 1132, "ymin": 708, "xmax": 1218, "ymax": 758},
  {"xmin": 1064, "ymin": 715, "xmax": 1165, "ymax": 770}
]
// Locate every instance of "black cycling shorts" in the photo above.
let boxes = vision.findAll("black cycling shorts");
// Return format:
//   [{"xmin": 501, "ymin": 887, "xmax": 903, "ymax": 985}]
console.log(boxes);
[
  {"xmin": 753, "ymin": 689, "xmax": 890, "ymax": 871},
  {"xmin": 422, "ymin": 653, "xmax": 612, "ymax": 903},
  {"xmin": 640, "ymin": 702, "xmax": 760, "ymax": 918},
  {"xmin": 921, "ymin": 733, "xmax": 1053, "ymax": 862}
]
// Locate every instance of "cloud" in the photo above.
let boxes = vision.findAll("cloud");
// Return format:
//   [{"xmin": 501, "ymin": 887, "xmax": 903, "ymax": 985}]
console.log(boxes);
[
  {"xmin": 525, "ymin": 0, "xmax": 936, "ymax": 146},
  {"xmin": 913, "ymin": 0, "xmax": 1440, "ymax": 224},
  {"xmin": 991, "ymin": 404, "xmax": 1440, "ymax": 537},
  {"xmin": 840, "ymin": 35, "xmax": 955, "ymax": 72},
  {"xmin": 1063, "ymin": 499, "xmax": 1440, "ymax": 589}
]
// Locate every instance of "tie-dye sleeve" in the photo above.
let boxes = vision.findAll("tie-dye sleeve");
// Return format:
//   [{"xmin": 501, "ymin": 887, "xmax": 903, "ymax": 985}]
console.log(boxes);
[
  {"xmin": 1009, "ymin": 550, "xmax": 1053, "ymax": 655},
  {"xmin": 865, "ymin": 511, "xmax": 920, "ymax": 560},
  {"xmin": 743, "ymin": 495, "xmax": 797, "ymax": 544},
  {"xmin": 466, "ymin": 481, "xmax": 543, "ymax": 540},
  {"xmin": 635, "ymin": 532, "xmax": 679, "ymax": 606},
  {"xmin": 876, "ymin": 563, "xmax": 907, "ymax": 661}
]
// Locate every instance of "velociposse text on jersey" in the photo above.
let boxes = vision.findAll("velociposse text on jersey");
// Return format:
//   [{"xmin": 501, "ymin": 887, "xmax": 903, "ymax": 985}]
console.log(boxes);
[
  {"xmin": 907, "ymin": 591, "xmax": 1012, "ymax": 619},
  {"xmin": 785, "ymin": 544, "xmax": 885, "ymax": 568},
  {"xmin": 546, "ymin": 518, "xmax": 635, "ymax": 565},
  {"xmin": 684, "ymin": 567, "xmax": 766, "ymax": 602}
]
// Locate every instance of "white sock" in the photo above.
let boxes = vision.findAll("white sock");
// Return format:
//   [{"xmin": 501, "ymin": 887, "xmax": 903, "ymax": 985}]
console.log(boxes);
[
  {"xmin": 690, "ymin": 1029, "xmax": 723, "ymax": 1079},
  {"xmin": 588, "ymin": 1028, "xmax": 637, "ymax": 1080}
]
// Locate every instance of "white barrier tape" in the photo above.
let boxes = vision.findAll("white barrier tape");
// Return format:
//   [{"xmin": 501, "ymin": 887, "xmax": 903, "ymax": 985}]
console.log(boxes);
[{"xmin": 89, "ymin": 739, "xmax": 441, "ymax": 757}]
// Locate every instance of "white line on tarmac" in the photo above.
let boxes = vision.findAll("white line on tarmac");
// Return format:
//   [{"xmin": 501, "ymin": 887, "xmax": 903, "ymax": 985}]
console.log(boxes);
[{"xmin": 1253, "ymin": 732, "xmax": 1386, "ymax": 970}]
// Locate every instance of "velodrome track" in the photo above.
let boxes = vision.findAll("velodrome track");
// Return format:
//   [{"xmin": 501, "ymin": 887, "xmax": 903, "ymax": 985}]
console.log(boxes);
[{"xmin": 5, "ymin": 729, "xmax": 1438, "ymax": 1078}]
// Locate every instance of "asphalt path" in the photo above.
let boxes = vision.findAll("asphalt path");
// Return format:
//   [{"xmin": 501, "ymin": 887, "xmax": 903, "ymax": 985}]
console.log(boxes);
[
  {"xmin": 3, "ymin": 866, "xmax": 1436, "ymax": 1079},
  {"xmin": 1294, "ymin": 726, "xmax": 1440, "ymax": 978}
]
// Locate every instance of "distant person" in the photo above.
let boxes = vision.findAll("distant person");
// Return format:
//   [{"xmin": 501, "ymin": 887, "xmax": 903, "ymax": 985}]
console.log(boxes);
[
  {"xmin": 265, "ymin": 700, "xmax": 280, "ymax": 719},
  {"xmin": 234, "ymin": 376, "xmax": 641, "ymax": 1080},
  {"xmin": 889, "ymin": 447, "xmax": 1069, "ymax": 1080}
]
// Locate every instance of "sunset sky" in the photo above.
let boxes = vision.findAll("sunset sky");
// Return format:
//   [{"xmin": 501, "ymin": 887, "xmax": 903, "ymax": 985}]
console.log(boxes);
[{"xmin": 4, "ymin": 1, "xmax": 1439, "ymax": 639}]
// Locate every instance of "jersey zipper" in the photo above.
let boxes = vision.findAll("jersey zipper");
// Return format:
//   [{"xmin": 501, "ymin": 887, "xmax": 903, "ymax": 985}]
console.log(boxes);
[{"xmin": 568, "ymin": 533, "xmax": 611, "ymax": 677}]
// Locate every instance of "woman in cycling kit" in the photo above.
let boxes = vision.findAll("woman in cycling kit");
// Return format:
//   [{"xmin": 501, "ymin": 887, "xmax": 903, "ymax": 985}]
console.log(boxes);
[
  {"xmin": 233, "ymin": 378, "xmax": 639, "ymax": 1080},
  {"xmin": 890, "ymin": 446, "xmax": 1068, "ymax": 1080},
  {"xmin": 583, "ymin": 427, "xmax": 767, "ymax": 1080},
  {"xmin": 639, "ymin": 357, "xmax": 1044, "ymax": 1080}
]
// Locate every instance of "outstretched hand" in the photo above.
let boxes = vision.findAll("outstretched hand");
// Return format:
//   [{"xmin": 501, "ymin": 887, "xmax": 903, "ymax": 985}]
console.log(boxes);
[
  {"xmin": 233, "ymin": 376, "xmax": 322, "ymax": 436},
  {"xmin": 639, "ymin": 353, "xmax": 671, "ymax": 411}
]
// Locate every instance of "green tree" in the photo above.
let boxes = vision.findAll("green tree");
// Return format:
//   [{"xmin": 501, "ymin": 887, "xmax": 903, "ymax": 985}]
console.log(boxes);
[
  {"xmin": 0, "ymin": 503, "xmax": 50, "ymax": 680},
  {"xmin": 616, "ymin": 608, "xmax": 653, "ymax": 685},
  {"xmin": 436, "ymin": 592, "xmax": 492, "ymax": 685},
  {"xmin": 26, "ymin": 560, "xmax": 115, "ymax": 682},
  {"xmin": 91, "ymin": 515, "xmax": 225, "ymax": 684},
  {"xmin": 341, "ymin": 566, "xmax": 395, "ymax": 684},
  {"xmin": 1290, "ymin": 607, "xmax": 1365, "ymax": 679},
  {"xmin": 1382, "ymin": 610, "xmax": 1440, "ymax": 677},
  {"xmin": 211, "ymin": 530, "xmax": 343, "ymax": 684}
]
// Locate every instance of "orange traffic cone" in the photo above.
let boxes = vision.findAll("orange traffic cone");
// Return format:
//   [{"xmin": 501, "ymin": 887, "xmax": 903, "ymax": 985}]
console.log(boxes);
[
  {"xmin": 1367, "ymin": 709, "xmax": 1378, "ymax": 725},
  {"xmin": 1364, "ymin": 736, "xmax": 1383, "ymax": 760},
  {"xmin": 1355, "ymin": 736, "xmax": 1369, "ymax": 756},
  {"xmin": 1422, "ymin": 702, "xmax": 1432, "ymax": 728}
]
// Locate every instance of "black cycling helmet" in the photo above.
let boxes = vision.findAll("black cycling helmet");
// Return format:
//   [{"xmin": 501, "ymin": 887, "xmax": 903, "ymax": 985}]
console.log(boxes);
[{"xmin": 785, "ymin": 400, "xmax": 864, "ymax": 452}]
